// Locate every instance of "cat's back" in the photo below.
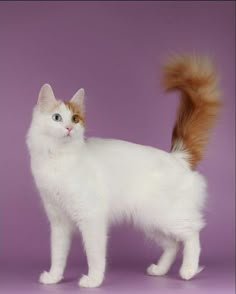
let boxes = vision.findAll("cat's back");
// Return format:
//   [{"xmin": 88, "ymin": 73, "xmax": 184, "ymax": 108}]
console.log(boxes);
[
  {"xmin": 86, "ymin": 137, "xmax": 166, "ymax": 158},
  {"xmin": 85, "ymin": 137, "xmax": 189, "ymax": 176}
]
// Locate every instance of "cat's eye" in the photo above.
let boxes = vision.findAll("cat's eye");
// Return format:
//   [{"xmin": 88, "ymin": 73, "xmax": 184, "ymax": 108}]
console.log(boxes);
[
  {"xmin": 52, "ymin": 113, "xmax": 62, "ymax": 122},
  {"xmin": 72, "ymin": 114, "xmax": 80, "ymax": 124}
]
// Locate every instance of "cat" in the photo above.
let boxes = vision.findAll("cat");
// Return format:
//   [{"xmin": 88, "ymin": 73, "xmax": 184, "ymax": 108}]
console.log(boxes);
[{"xmin": 26, "ymin": 55, "xmax": 221, "ymax": 288}]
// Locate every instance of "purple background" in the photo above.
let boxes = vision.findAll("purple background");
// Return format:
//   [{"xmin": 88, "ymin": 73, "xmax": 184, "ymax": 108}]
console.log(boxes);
[{"xmin": 0, "ymin": 1, "xmax": 234, "ymax": 293}]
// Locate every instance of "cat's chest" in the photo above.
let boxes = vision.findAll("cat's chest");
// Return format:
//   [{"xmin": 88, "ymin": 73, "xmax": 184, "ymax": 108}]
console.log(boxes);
[
  {"xmin": 31, "ymin": 150, "xmax": 102, "ymax": 217},
  {"xmin": 32, "ymin": 153, "xmax": 83, "ymax": 198}
]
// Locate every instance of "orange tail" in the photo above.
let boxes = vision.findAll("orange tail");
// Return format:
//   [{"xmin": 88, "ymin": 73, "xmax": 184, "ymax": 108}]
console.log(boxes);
[{"xmin": 163, "ymin": 55, "xmax": 221, "ymax": 169}]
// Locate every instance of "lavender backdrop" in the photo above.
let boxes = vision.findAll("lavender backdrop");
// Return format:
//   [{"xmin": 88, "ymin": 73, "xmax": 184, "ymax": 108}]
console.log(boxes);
[{"xmin": 0, "ymin": 1, "xmax": 234, "ymax": 293}]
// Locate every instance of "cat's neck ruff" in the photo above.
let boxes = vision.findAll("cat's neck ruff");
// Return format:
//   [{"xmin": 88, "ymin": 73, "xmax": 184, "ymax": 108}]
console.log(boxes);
[{"xmin": 28, "ymin": 130, "xmax": 85, "ymax": 159}]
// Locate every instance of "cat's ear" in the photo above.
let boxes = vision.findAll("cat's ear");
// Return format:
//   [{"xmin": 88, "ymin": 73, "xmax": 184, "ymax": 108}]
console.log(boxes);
[
  {"xmin": 70, "ymin": 88, "xmax": 85, "ymax": 113},
  {"xmin": 37, "ymin": 84, "xmax": 57, "ymax": 111}
]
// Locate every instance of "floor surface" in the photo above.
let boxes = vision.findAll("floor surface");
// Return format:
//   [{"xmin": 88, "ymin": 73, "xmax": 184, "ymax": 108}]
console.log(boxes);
[{"xmin": 1, "ymin": 262, "xmax": 234, "ymax": 294}]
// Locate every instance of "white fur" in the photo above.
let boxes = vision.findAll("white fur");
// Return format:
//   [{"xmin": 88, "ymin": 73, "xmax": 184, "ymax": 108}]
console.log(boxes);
[{"xmin": 26, "ymin": 85, "xmax": 207, "ymax": 287}]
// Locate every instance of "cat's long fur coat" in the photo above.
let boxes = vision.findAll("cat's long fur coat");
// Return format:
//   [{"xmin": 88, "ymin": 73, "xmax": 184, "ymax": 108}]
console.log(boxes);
[{"xmin": 26, "ymin": 55, "xmax": 221, "ymax": 288}]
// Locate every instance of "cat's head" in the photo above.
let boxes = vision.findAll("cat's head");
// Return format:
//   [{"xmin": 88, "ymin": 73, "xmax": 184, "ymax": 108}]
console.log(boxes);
[{"xmin": 30, "ymin": 84, "xmax": 85, "ymax": 144}]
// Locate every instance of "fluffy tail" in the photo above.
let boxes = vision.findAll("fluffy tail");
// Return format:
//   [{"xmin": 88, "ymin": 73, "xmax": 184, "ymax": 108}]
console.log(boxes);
[{"xmin": 163, "ymin": 54, "xmax": 221, "ymax": 169}]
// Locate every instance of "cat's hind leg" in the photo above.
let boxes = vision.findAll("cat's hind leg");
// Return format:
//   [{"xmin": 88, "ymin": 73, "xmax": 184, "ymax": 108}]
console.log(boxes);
[
  {"xmin": 147, "ymin": 235, "xmax": 179, "ymax": 276},
  {"xmin": 179, "ymin": 232, "xmax": 203, "ymax": 280}
]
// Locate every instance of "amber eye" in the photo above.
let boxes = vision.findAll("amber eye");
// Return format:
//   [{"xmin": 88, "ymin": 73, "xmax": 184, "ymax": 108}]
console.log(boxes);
[{"xmin": 72, "ymin": 114, "xmax": 80, "ymax": 124}]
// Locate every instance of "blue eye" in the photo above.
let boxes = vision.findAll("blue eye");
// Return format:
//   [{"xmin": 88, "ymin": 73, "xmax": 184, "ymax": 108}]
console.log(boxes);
[{"xmin": 52, "ymin": 113, "xmax": 62, "ymax": 122}]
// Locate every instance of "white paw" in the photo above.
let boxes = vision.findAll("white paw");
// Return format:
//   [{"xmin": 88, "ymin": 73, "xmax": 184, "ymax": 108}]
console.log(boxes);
[
  {"xmin": 179, "ymin": 265, "xmax": 204, "ymax": 280},
  {"xmin": 39, "ymin": 271, "xmax": 62, "ymax": 285},
  {"xmin": 79, "ymin": 274, "xmax": 103, "ymax": 288},
  {"xmin": 146, "ymin": 264, "xmax": 168, "ymax": 276}
]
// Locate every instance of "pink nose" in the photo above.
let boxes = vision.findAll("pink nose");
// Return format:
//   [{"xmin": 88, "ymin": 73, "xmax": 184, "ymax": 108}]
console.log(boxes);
[{"xmin": 66, "ymin": 126, "xmax": 73, "ymax": 132}]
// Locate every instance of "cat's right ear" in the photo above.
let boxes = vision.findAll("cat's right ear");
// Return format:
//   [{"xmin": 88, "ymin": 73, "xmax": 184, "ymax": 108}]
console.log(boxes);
[{"xmin": 37, "ymin": 84, "xmax": 57, "ymax": 111}]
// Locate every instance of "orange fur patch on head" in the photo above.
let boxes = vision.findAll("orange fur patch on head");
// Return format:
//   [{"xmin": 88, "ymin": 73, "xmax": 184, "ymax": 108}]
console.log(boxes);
[{"xmin": 64, "ymin": 101, "xmax": 85, "ymax": 125}]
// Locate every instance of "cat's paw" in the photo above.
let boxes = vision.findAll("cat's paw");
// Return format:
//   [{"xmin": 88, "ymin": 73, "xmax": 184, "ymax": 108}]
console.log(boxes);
[
  {"xmin": 79, "ymin": 274, "xmax": 103, "ymax": 288},
  {"xmin": 146, "ymin": 264, "xmax": 169, "ymax": 276},
  {"xmin": 39, "ymin": 271, "xmax": 62, "ymax": 285},
  {"xmin": 179, "ymin": 265, "xmax": 204, "ymax": 280}
]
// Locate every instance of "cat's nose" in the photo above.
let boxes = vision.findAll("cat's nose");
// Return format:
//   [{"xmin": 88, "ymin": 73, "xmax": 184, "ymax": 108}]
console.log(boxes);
[{"xmin": 66, "ymin": 126, "xmax": 73, "ymax": 132}]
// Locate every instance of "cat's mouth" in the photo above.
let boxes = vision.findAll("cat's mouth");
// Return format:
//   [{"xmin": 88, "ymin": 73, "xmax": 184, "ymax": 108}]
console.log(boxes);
[{"xmin": 64, "ymin": 133, "xmax": 72, "ymax": 138}]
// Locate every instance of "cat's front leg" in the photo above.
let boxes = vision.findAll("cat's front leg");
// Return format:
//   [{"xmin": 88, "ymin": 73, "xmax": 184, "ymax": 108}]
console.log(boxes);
[
  {"xmin": 39, "ymin": 202, "xmax": 73, "ymax": 285},
  {"xmin": 78, "ymin": 219, "xmax": 107, "ymax": 288}
]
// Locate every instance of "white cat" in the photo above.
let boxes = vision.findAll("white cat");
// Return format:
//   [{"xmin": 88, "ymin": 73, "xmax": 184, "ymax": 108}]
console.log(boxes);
[{"xmin": 26, "ymin": 55, "xmax": 221, "ymax": 288}]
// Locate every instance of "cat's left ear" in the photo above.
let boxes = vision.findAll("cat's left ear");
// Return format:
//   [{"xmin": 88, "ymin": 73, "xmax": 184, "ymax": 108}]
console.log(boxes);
[{"xmin": 70, "ymin": 88, "xmax": 85, "ymax": 113}]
